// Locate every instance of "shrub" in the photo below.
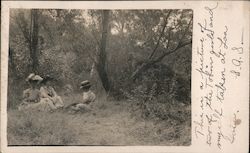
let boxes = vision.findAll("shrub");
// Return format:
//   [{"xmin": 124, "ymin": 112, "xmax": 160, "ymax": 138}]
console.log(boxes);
[{"xmin": 119, "ymin": 63, "xmax": 191, "ymax": 121}]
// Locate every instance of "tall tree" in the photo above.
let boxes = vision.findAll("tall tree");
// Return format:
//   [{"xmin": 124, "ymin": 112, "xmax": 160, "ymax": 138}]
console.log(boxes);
[
  {"xmin": 96, "ymin": 10, "xmax": 111, "ymax": 92},
  {"xmin": 16, "ymin": 9, "xmax": 40, "ymax": 73},
  {"xmin": 30, "ymin": 9, "xmax": 39, "ymax": 73}
]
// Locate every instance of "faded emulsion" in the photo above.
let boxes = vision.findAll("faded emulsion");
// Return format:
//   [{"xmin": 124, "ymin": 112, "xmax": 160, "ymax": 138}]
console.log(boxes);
[{"xmin": 7, "ymin": 8, "xmax": 193, "ymax": 146}]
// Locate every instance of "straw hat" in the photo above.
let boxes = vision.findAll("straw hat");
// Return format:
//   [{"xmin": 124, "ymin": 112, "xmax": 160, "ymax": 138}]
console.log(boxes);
[
  {"xmin": 80, "ymin": 80, "xmax": 91, "ymax": 89},
  {"xmin": 26, "ymin": 73, "xmax": 43, "ymax": 82}
]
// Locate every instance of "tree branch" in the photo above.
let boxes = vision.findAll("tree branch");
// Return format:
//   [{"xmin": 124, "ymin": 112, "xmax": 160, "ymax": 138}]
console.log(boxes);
[
  {"xmin": 130, "ymin": 14, "xmax": 193, "ymax": 80},
  {"xmin": 164, "ymin": 30, "xmax": 172, "ymax": 50},
  {"xmin": 153, "ymin": 39, "xmax": 192, "ymax": 63},
  {"xmin": 131, "ymin": 39, "xmax": 191, "ymax": 80},
  {"xmin": 154, "ymin": 18, "xmax": 192, "ymax": 63},
  {"xmin": 148, "ymin": 10, "xmax": 172, "ymax": 59}
]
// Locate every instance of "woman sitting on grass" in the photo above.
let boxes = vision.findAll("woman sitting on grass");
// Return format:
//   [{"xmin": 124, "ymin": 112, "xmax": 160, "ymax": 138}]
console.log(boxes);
[
  {"xmin": 39, "ymin": 75, "xmax": 64, "ymax": 110},
  {"xmin": 18, "ymin": 73, "xmax": 43, "ymax": 110},
  {"xmin": 19, "ymin": 73, "xmax": 64, "ymax": 112},
  {"xmin": 66, "ymin": 80, "xmax": 96, "ymax": 113}
]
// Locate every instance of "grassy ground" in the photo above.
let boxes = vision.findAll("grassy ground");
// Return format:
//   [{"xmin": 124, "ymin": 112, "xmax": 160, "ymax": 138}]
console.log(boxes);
[{"xmin": 7, "ymin": 93, "xmax": 191, "ymax": 146}]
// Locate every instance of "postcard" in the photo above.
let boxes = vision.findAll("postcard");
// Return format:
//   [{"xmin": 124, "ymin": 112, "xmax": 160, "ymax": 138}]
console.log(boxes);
[{"xmin": 1, "ymin": 1, "xmax": 249, "ymax": 153}]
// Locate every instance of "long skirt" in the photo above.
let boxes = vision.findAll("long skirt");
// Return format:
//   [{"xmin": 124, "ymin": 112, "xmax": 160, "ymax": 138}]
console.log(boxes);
[
  {"xmin": 38, "ymin": 96, "xmax": 64, "ymax": 111},
  {"xmin": 18, "ymin": 101, "xmax": 54, "ymax": 112},
  {"xmin": 18, "ymin": 96, "xmax": 64, "ymax": 112},
  {"xmin": 51, "ymin": 96, "xmax": 64, "ymax": 108}
]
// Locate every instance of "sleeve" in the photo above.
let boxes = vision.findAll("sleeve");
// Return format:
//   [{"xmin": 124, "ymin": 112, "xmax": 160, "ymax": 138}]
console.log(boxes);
[
  {"xmin": 40, "ymin": 87, "xmax": 49, "ymax": 98},
  {"xmin": 82, "ymin": 92, "xmax": 92, "ymax": 104},
  {"xmin": 84, "ymin": 92, "xmax": 96, "ymax": 104},
  {"xmin": 22, "ymin": 89, "xmax": 29, "ymax": 99},
  {"xmin": 51, "ymin": 87, "xmax": 58, "ymax": 96},
  {"xmin": 90, "ymin": 92, "xmax": 96, "ymax": 102},
  {"xmin": 82, "ymin": 93, "xmax": 88, "ymax": 103}
]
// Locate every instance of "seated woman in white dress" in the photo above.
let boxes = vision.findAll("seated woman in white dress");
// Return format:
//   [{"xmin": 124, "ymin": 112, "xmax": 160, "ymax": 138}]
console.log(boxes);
[
  {"xmin": 39, "ymin": 75, "xmax": 64, "ymax": 110},
  {"xmin": 19, "ymin": 73, "xmax": 62, "ymax": 112},
  {"xmin": 66, "ymin": 80, "xmax": 96, "ymax": 112},
  {"xmin": 18, "ymin": 73, "xmax": 42, "ymax": 110}
]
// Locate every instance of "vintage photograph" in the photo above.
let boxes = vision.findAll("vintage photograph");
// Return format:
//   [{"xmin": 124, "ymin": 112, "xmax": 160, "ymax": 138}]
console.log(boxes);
[{"xmin": 7, "ymin": 9, "xmax": 193, "ymax": 146}]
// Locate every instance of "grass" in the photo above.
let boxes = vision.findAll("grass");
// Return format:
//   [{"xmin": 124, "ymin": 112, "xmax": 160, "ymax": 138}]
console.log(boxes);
[
  {"xmin": 8, "ymin": 110, "xmax": 78, "ymax": 145},
  {"xmin": 7, "ymin": 93, "xmax": 191, "ymax": 146}
]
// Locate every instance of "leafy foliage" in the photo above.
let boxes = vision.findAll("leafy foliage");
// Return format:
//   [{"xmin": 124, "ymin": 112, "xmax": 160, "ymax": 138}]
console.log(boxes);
[
  {"xmin": 8, "ymin": 9, "xmax": 192, "ymax": 119},
  {"xmin": 8, "ymin": 9, "xmax": 192, "ymax": 146}
]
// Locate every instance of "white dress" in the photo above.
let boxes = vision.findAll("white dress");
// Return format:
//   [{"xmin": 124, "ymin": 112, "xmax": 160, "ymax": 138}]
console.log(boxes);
[
  {"xmin": 18, "ymin": 87, "xmax": 61, "ymax": 112},
  {"xmin": 39, "ymin": 86, "xmax": 64, "ymax": 110}
]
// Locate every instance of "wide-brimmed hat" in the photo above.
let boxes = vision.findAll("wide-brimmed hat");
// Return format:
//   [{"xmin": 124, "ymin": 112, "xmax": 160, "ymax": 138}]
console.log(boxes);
[
  {"xmin": 80, "ymin": 80, "xmax": 91, "ymax": 89},
  {"xmin": 26, "ymin": 73, "xmax": 43, "ymax": 82}
]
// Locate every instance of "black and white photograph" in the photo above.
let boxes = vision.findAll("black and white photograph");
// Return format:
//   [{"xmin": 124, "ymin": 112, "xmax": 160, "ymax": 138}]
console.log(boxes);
[{"xmin": 7, "ymin": 8, "xmax": 193, "ymax": 146}]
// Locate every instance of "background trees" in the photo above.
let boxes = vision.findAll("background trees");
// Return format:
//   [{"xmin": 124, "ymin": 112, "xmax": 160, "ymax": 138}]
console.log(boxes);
[
  {"xmin": 7, "ymin": 9, "xmax": 192, "ymax": 146},
  {"xmin": 8, "ymin": 9, "xmax": 192, "ymax": 110}
]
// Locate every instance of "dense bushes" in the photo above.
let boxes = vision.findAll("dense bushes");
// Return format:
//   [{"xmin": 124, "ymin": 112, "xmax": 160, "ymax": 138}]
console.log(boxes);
[
  {"xmin": 8, "ymin": 9, "xmax": 192, "ymax": 119},
  {"xmin": 119, "ymin": 63, "xmax": 191, "ymax": 122}
]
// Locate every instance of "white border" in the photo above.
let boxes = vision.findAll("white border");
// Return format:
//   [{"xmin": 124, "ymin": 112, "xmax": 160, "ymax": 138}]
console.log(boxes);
[{"xmin": 1, "ymin": 1, "xmax": 249, "ymax": 153}]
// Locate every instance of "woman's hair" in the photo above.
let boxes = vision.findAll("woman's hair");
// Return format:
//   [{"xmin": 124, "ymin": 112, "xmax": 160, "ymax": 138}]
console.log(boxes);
[
  {"xmin": 40, "ymin": 76, "xmax": 53, "ymax": 84},
  {"xmin": 28, "ymin": 80, "xmax": 39, "ymax": 87},
  {"xmin": 29, "ymin": 80, "xmax": 38, "ymax": 84},
  {"xmin": 81, "ymin": 85, "xmax": 91, "ymax": 90}
]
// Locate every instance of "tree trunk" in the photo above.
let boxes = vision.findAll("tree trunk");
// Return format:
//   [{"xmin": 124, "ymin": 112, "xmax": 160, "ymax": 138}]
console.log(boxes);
[
  {"xmin": 30, "ymin": 9, "xmax": 39, "ymax": 73},
  {"xmin": 96, "ymin": 10, "xmax": 111, "ymax": 92},
  {"xmin": 9, "ymin": 47, "xmax": 15, "ymax": 69}
]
